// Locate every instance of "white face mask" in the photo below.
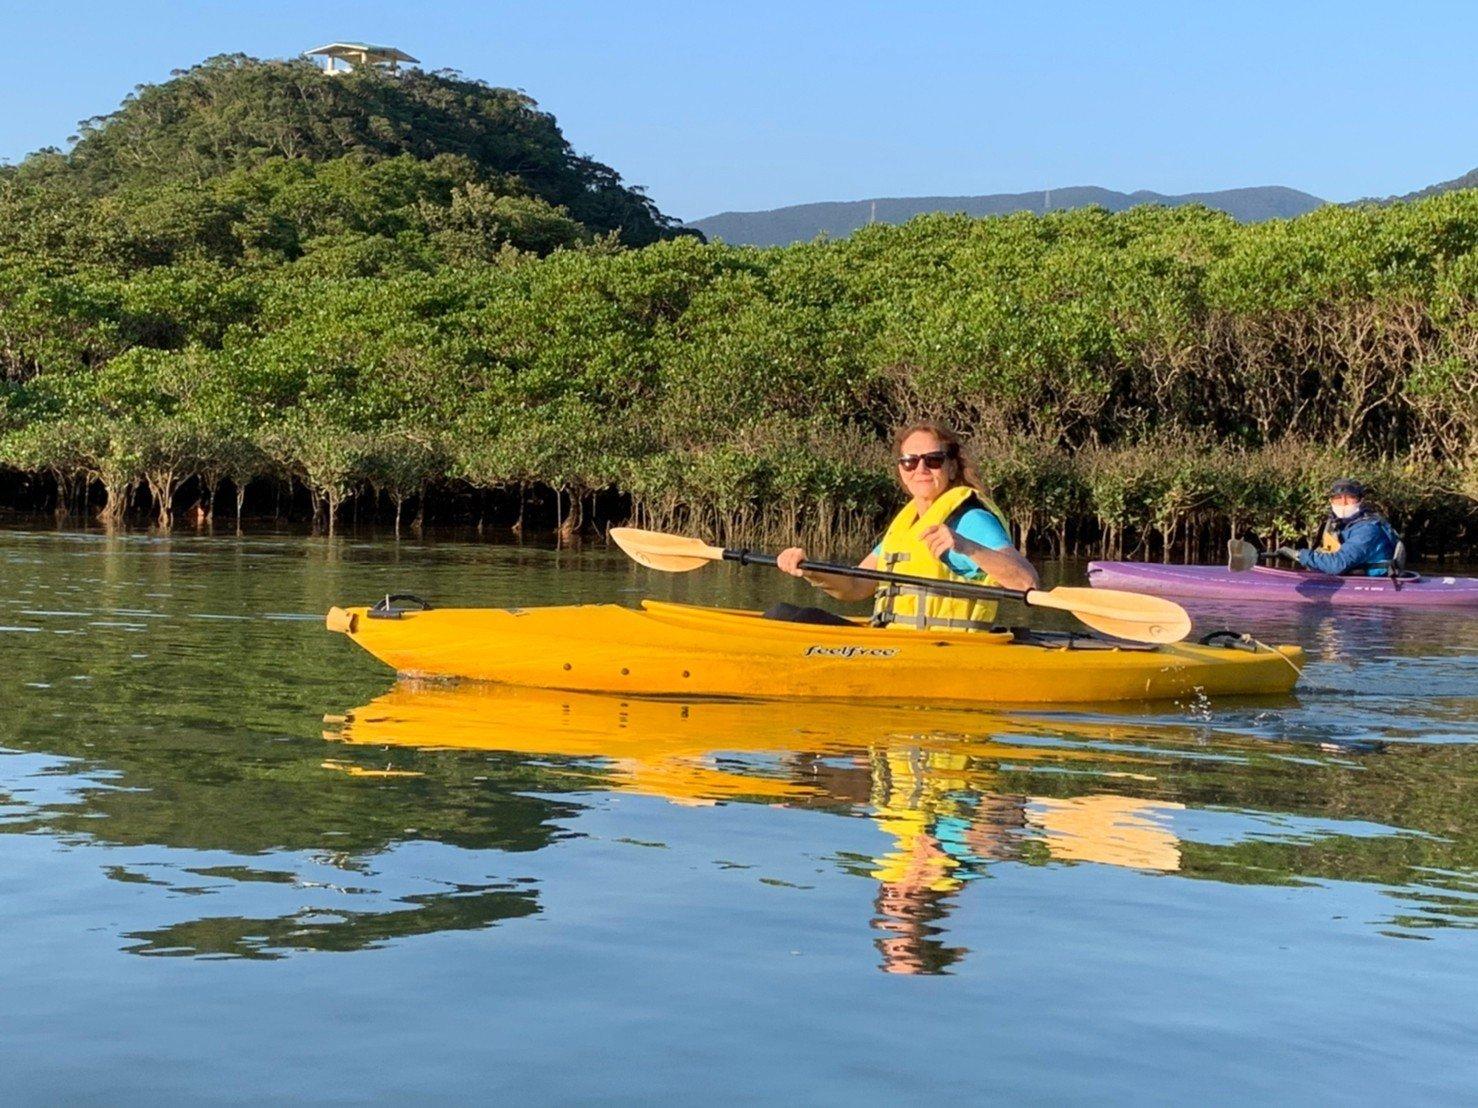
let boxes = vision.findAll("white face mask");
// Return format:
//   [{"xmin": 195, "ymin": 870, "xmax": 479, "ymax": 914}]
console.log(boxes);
[{"xmin": 1331, "ymin": 502, "xmax": 1361, "ymax": 520}]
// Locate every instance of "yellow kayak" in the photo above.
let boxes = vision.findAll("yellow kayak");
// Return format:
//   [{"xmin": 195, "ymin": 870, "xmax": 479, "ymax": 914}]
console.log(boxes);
[{"xmin": 325, "ymin": 598, "xmax": 1304, "ymax": 705}]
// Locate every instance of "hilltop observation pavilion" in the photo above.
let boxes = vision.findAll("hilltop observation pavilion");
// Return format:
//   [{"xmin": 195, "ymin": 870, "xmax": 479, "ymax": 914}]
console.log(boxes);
[{"xmin": 303, "ymin": 43, "xmax": 419, "ymax": 76}]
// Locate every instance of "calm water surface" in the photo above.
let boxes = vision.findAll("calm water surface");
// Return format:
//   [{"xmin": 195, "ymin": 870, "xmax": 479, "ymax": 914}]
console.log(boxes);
[{"xmin": 2, "ymin": 526, "xmax": 1477, "ymax": 1102}]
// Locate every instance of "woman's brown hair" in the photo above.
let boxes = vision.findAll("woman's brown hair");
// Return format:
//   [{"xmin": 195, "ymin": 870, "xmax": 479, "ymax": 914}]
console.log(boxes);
[{"xmin": 891, "ymin": 421, "xmax": 986, "ymax": 495}]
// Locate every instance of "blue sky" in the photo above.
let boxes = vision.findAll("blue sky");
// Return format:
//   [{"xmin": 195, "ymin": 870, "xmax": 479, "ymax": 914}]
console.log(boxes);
[{"xmin": 2, "ymin": 0, "xmax": 1475, "ymax": 220}]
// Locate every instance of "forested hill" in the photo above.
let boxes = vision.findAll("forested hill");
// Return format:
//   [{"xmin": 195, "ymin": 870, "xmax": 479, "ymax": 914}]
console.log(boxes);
[
  {"xmin": 1387, "ymin": 166, "xmax": 1478, "ymax": 204},
  {"xmin": 0, "ymin": 53, "xmax": 686, "ymax": 263},
  {"xmin": 688, "ymin": 185, "xmax": 1325, "ymax": 245}
]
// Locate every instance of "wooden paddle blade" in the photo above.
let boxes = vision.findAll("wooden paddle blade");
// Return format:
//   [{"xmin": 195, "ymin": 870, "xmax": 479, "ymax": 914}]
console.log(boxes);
[
  {"xmin": 1227, "ymin": 539, "xmax": 1260, "ymax": 573},
  {"xmin": 1025, "ymin": 586, "xmax": 1192, "ymax": 644},
  {"xmin": 609, "ymin": 527, "xmax": 726, "ymax": 572}
]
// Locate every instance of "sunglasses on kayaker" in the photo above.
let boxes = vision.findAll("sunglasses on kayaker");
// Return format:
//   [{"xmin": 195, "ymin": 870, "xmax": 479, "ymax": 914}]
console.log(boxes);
[{"xmin": 897, "ymin": 449, "xmax": 953, "ymax": 472}]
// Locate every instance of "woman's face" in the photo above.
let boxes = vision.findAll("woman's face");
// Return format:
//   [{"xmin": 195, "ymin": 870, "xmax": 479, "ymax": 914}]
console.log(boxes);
[{"xmin": 896, "ymin": 430, "xmax": 956, "ymax": 502}]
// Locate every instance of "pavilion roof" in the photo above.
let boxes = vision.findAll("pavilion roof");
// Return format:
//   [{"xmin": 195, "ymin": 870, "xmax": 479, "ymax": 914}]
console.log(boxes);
[{"xmin": 304, "ymin": 43, "xmax": 419, "ymax": 63}]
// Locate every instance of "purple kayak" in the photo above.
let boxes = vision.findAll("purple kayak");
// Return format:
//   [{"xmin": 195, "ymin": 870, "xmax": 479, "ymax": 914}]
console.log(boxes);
[{"xmin": 1086, "ymin": 561, "xmax": 1478, "ymax": 607}]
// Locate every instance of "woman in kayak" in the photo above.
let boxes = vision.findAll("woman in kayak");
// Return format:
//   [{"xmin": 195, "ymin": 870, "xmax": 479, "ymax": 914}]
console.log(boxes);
[
  {"xmin": 1276, "ymin": 478, "xmax": 1401, "ymax": 576},
  {"xmin": 774, "ymin": 422, "xmax": 1039, "ymax": 629}
]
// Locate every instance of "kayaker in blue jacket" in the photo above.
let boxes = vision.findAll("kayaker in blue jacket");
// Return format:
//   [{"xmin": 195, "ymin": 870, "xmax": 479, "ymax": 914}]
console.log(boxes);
[{"xmin": 1276, "ymin": 478, "xmax": 1400, "ymax": 576}]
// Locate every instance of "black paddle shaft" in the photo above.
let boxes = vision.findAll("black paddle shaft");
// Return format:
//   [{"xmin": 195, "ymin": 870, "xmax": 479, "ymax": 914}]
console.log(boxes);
[{"xmin": 723, "ymin": 548, "xmax": 1031, "ymax": 605}]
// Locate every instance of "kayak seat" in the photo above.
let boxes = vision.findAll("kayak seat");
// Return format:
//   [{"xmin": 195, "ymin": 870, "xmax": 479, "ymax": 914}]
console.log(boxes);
[
  {"xmin": 1369, "ymin": 541, "xmax": 1421, "ymax": 587},
  {"xmin": 1389, "ymin": 541, "xmax": 1420, "ymax": 582},
  {"xmin": 761, "ymin": 602, "xmax": 854, "ymax": 627}
]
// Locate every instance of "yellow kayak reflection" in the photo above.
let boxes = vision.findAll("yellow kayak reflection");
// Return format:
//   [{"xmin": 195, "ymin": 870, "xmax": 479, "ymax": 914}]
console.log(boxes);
[{"xmin": 327, "ymin": 681, "xmax": 1189, "ymax": 974}]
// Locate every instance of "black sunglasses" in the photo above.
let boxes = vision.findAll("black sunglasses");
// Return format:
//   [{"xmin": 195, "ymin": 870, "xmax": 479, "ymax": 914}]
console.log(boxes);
[{"xmin": 897, "ymin": 450, "xmax": 952, "ymax": 472}]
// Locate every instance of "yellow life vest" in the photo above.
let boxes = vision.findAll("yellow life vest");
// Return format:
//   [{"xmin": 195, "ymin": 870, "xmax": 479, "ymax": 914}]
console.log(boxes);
[{"xmin": 872, "ymin": 485, "xmax": 1010, "ymax": 633}]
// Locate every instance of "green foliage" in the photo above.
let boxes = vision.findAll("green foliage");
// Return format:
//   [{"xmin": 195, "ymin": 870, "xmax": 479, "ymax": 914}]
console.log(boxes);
[
  {"xmin": 13, "ymin": 55, "xmax": 681, "ymax": 245},
  {"xmin": 2, "ymin": 60, "xmax": 1478, "ymax": 550},
  {"xmin": 0, "ymin": 54, "xmax": 689, "ymax": 278}
]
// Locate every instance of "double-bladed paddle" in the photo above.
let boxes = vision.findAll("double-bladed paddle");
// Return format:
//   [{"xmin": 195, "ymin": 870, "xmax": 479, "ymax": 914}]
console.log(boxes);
[
  {"xmin": 610, "ymin": 527, "xmax": 1192, "ymax": 645},
  {"xmin": 1228, "ymin": 539, "xmax": 1280, "ymax": 572}
]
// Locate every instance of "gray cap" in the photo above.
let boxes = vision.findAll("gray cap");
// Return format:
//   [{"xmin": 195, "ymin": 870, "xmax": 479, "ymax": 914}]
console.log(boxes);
[{"xmin": 1329, "ymin": 477, "xmax": 1366, "ymax": 499}]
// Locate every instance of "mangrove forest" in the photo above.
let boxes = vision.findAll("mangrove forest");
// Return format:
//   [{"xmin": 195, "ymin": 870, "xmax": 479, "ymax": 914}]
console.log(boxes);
[{"xmin": 2, "ymin": 54, "xmax": 1477, "ymax": 558}]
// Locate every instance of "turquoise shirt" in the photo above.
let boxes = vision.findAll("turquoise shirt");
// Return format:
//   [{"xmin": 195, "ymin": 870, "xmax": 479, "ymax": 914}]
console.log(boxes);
[{"xmin": 872, "ymin": 505, "xmax": 1014, "ymax": 579}]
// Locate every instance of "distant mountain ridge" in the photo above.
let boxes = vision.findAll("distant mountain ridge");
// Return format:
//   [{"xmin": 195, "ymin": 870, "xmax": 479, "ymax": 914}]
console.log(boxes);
[
  {"xmin": 1385, "ymin": 166, "xmax": 1478, "ymax": 204},
  {"xmin": 689, "ymin": 185, "xmax": 1327, "ymax": 246}
]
